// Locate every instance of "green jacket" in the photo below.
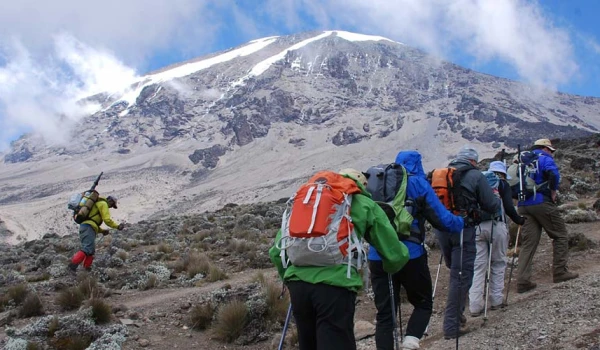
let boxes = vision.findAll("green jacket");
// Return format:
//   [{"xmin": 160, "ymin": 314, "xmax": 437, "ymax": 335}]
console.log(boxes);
[
  {"xmin": 81, "ymin": 199, "xmax": 120, "ymax": 234},
  {"xmin": 269, "ymin": 175, "xmax": 409, "ymax": 292}
]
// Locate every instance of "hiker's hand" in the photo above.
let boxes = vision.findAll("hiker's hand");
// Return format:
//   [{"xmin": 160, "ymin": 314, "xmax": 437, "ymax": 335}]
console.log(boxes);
[
  {"xmin": 101, "ymin": 229, "xmax": 110, "ymax": 236},
  {"xmin": 117, "ymin": 223, "xmax": 125, "ymax": 231},
  {"xmin": 551, "ymin": 190, "xmax": 557, "ymax": 203},
  {"xmin": 516, "ymin": 216, "xmax": 526, "ymax": 226}
]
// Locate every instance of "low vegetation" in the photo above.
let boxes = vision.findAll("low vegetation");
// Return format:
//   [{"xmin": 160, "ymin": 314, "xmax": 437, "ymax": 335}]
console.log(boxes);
[
  {"xmin": 189, "ymin": 303, "xmax": 215, "ymax": 330},
  {"xmin": 212, "ymin": 299, "xmax": 248, "ymax": 343}
]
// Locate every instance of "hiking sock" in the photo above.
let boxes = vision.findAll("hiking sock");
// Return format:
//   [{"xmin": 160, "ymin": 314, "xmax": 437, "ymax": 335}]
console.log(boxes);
[{"xmin": 71, "ymin": 250, "xmax": 86, "ymax": 265}]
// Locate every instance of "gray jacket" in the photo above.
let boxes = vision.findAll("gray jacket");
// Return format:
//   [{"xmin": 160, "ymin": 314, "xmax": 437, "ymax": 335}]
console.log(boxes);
[{"xmin": 448, "ymin": 159, "xmax": 501, "ymax": 215}]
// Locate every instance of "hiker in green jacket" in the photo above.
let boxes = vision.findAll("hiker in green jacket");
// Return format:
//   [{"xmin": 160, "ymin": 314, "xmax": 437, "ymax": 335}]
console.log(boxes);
[
  {"xmin": 68, "ymin": 195, "xmax": 124, "ymax": 273},
  {"xmin": 269, "ymin": 169, "xmax": 409, "ymax": 350}
]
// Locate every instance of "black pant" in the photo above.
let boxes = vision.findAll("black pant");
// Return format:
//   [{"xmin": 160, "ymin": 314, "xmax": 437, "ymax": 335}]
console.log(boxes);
[
  {"xmin": 370, "ymin": 254, "xmax": 433, "ymax": 349},
  {"xmin": 287, "ymin": 281, "xmax": 357, "ymax": 350}
]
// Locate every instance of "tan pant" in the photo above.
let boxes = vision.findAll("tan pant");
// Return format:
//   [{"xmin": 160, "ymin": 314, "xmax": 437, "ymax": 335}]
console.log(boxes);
[{"xmin": 516, "ymin": 201, "xmax": 569, "ymax": 284}]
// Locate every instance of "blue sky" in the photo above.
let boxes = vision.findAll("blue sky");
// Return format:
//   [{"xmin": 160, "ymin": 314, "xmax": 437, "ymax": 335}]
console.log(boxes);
[{"xmin": 1, "ymin": 0, "xmax": 600, "ymax": 148}]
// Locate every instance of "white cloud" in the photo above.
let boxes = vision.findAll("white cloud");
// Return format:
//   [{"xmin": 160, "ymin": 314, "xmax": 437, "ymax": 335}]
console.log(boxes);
[
  {"xmin": 0, "ymin": 35, "xmax": 138, "ymax": 148},
  {"xmin": 262, "ymin": 0, "xmax": 579, "ymax": 89}
]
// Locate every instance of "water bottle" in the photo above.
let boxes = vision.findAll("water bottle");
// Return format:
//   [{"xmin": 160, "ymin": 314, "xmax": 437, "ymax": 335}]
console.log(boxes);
[{"xmin": 79, "ymin": 192, "xmax": 90, "ymax": 207}]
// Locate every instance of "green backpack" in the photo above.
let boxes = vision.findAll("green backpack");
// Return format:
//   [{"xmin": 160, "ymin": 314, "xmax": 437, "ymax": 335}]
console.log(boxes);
[{"xmin": 364, "ymin": 163, "xmax": 415, "ymax": 241}]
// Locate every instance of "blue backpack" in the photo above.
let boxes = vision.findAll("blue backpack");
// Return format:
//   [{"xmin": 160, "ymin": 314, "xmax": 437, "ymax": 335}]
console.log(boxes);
[{"xmin": 481, "ymin": 171, "xmax": 503, "ymax": 221}]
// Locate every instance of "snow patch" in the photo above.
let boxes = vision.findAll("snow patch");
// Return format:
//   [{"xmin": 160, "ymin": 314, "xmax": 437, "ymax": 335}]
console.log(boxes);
[
  {"xmin": 333, "ymin": 30, "xmax": 400, "ymax": 44},
  {"xmin": 111, "ymin": 36, "xmax": 278, "ymax": 109}
]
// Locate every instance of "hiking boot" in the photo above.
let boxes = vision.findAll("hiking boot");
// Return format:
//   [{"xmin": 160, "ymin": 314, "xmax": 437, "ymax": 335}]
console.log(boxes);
[
  {"xmin": 401, "ymin": 335, "xmax": 420, "ymax": 349},
  {"xmin": 444, "ymin": 325, "xmax": 471, "ymax": 340},
  {"xmin": 470, "ymin": 310, "xmax": 483, "ymax": 318},
  {"xmin": 517, "ymin": 281, "xmax": 537, "ymax": 293},
  {"xmin": 460, "ymin": 313, "xmax": 467, "ymax": 326},
  {"xmin": 553, "ymin": 271, "xmax": 579, "ymax": 283},
  {"xmin": 491, "ymin": 303, "xmax": 507, "ymax": 311},
  {"xmin": 67, "ymin": 263, "xmax": 78, "ymax": 274}
]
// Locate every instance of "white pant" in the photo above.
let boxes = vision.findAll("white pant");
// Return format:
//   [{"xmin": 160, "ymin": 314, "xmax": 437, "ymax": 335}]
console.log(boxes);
[{"xmin": 469, "ymin": 220, "xmax": 508, "ymax": 313}]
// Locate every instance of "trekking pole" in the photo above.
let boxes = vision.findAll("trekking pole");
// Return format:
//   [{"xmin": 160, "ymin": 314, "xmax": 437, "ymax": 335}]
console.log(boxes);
[
  {"xmin": 517, "ymin": 145, "xmax": 525, "ymax": 203},
  {"xmin": 388, "ymin": 274, "xmax": 400, "ymax": 350},
  {"xmin": 504, "ymin": 225, "xmax": 522, "ymax": 305},
  {"xmin": 424, "ymin": 253, "xmax": 443, "ymax": 336},
  {"xmin": 456, "ymin": 229, "xmax": 464, "ymax": 350},
  {"xmin": 278, "ymin": 303, "xmax": 293, "ymax": 350},
  {"xmin": 483, "ymin": 222, "xmax": 495, "ymax": 325},
  {"xmin": 399, "ymin": 287, "xmax": 403, "ymax": 341}
]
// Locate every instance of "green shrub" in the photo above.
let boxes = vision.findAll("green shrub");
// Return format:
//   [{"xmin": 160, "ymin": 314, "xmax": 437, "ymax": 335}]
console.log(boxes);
[
  {"xmin": 26, "ymin": 273, "xmax": 51, "ymax": 283},
  {"xmin": 26, "ymin": 342, "xmax": 41, "ymax": 350},
  {"xmin": 49, "ymin": 336, "xmax": 92, "ymax": 350},
  {"xmin": 157, "ymin": 243, "xmax": 174, "ymax": 254},
  {"xmin": 212, "ymin": 299, "xmax": 248, "ymax": 343},
  {"xmin": 578, "ymin": 202, "xmax": 587, "ymax": 210},
  {"xmin": 207, "ymin": 265, "xmax": 228, "ymax": 282},
  {"xmin": 48, "ymin": 316, "xmax": 60, "ymax": 337}
]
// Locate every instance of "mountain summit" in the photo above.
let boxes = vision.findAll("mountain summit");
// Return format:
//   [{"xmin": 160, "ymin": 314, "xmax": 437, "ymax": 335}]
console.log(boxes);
[{"xmin": 1, "ymin": 30, "xmax": 599, "ymax": 241}]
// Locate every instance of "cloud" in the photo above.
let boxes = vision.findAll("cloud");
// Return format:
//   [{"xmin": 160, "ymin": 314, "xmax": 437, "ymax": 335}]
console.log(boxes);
[
  {"xmin": 0, "ymin": 0, "xmax": 221, "ymax": 65},
  {"xmin": 0, "ymin": 34, "xmax": 137, "ymax": 149},
  {"xmin": 261, "ymin": 0, "xmax": 579, "ymax": 89}
]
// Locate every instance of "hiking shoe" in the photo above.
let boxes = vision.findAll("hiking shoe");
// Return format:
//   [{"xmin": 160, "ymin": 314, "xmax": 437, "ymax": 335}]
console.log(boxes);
[
  {"xmin": 401, "ymin": 335, "xmax": 420, "ymax": 349},
  {"xmin": 553, "ymin": 271, "xmax": 579, "ymax": 283},
  {"xmin": 491, "ymin": 303, "xmax": 507, "ymax": 311},
  {"xmin": 460, "ymin": 313, "xmax": 467, "ymax": 326},
  {"xmin": 67, "ymin": 263, "xmax": 78, "ymax": 274},
  {"xmin": 470, "ymin": 310, "xmax": 483, "ymax": 318},
  {"xmin": 517, "ymin": 281, "xmax": 537, "ymax": 293},
  {"xmin": 444, "ymin": 325, "xmax": 471, "ymax": 340}
]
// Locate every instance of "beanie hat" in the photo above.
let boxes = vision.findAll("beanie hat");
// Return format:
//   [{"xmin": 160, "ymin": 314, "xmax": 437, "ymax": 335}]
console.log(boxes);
[{"xmin": 456, "ymin": 145, "xmax": 479, "ymax": 162}]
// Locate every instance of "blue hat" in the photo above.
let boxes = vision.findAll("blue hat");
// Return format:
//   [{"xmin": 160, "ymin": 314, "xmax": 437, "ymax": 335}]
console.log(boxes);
[{"xmin": 488, "ymin": 161, "xmax": 511, "ymax": 180}]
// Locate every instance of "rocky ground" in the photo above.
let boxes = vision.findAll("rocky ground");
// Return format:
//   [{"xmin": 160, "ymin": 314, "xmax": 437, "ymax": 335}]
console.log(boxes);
[{"xmin": 1, "ymin": 136, "xmax": 600, "ymax": 350}]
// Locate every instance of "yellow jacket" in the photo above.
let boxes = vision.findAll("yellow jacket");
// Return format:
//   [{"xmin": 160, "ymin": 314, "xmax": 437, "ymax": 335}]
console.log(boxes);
[{"xmin": 81, "ymin": 199, "xmax": 120, "ymax": 234}]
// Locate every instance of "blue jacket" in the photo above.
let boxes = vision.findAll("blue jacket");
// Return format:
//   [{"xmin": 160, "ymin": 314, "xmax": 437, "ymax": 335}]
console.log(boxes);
[
  {"xmin": 520, "ymin": 149, "xmax": 559, "ymax": 206},
  {"xmin": 369, "ymin": 151, "xmax": 464, "ymax": 260}
]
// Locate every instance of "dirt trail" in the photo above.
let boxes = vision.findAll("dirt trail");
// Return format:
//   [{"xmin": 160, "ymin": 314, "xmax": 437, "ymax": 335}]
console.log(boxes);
[{"xmin": 112, "ymin": 268, "xmax": 275, "ymax": 310}]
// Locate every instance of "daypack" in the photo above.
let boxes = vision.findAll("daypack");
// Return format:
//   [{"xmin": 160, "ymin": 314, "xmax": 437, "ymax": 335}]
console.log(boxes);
[
  {"xmin": 277, "ymin": 171, "xmax": 365, "ymax": 278},
  {"xmin": 364, "ymin": 163, "xmax": 415, "ymax": 241},
  {"xmin": 429, "ymin": 167, "xmax": 466, "ymax": 214},
  {"xmin": 480, "ymin": 171, "xmax": 503, "ymax": 221},
  {"xmin": 506, "ymin": 151, "xmax": 547, "ymax": 200},
  {"xmin": 67, "ymin": 172, "xmax": 103, "ymax": 224}
]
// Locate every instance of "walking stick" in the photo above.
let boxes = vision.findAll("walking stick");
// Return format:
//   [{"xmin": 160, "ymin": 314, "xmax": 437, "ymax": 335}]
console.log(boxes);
[
  {"xmin": 504, "ymin": 225, "xmax": 522, "ymax": 305},
  {"xmin": 424, "ymin": 253, "xmax": 443, "ymax": 336},
  {"xmin": 483, "ymin": 221, "xmax": 495, "ymax": 324},
  {"xmin": 388, "ymin": 274, "xmax": 400, "ymax": 350},
  {"xmin": 278, "ymin": 303, "xmax": 293, "ymax": 350},
  {"xmin": 456, "ymin": 229, "xmax": 464, "ymax": 350}
]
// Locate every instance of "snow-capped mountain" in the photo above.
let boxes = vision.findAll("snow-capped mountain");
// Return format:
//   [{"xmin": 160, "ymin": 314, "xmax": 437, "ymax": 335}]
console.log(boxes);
[{"xmin": 1, "ymin": 30, "xmax": 598, "ymax": 242}]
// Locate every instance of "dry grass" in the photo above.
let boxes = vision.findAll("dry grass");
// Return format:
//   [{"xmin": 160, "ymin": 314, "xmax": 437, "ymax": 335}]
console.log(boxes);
[
  {"xmin": 49, "ymin": 336, "xmax": 92, "ymax": 350},
  {"xmin": 19, "ymin": 293, "xmax": 44, "ymax": 318},
  {"xmin": 207, "ymin": 265, "xmax": 228, "ymax": 282},
  {"xmin": 26, "ymin": 273, "xmax": 51, "ymax": 283},
  {"xmin": 56, "ymin": 287, "xmax": 85, "ymax": 311},
  {"xmin": 7, "ymin": 284, "xmax": 29, "ymax": 305},
  {"xmin": 77, "ymin": 275, "xmax": 102, "ymax": 298},
  {"xmin": 26, "ymin": 342, "xmax": 41, "ymax": 350},
  {"xmin": 262, "ymin": 280, "xmax": 289, "ymax": 323},
  {"xmin": 184, "ymin": 252, "xmax": 212, "ymax": 278},
  {"xmin": 48, "ymin": 316, "xmax": 60, "ymax": 337},
  {"xmin": 157, "ymin": 243, "xmax": 174, "ymax": 254},
  {"xmin": 578, "ymin": 202, "xmax": 588, "ymax": 210},
  {"xmin": 188, "ymin": 303, "xmax": 214, "ymax": 330},
  {"xmin": 212, "ymin": 299, "xmax": 248, "ymax": 343},
  {"xmin": 88, "ymin": 298, "xmax": 112, "ymax": 324},
  {"xmin": 115, "ymin": 250, "xmax": 129, "ymax": 262},
  {"xmin": 141, "ymin": 274, "xmax": 158, "ymax": 291}
]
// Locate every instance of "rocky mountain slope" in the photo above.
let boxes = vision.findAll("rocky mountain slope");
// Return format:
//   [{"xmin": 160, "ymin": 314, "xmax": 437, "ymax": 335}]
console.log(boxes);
[
  {"xmin": 1, "ymin": 30, "xmax": 599, "ymax": 242},
  {"xmin": 0, "ymin": 134, "xmax": 599, "ymax": 349}
]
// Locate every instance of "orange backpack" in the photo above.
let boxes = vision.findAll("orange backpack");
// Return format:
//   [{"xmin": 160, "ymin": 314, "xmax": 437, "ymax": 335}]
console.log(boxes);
[
  {"xmin": 277, "ymin": 171, "xmax": 365, "ymax": 278},
  {"xmin": 429, "ymin": 167, "xmax": 465, "ymax": 214}
]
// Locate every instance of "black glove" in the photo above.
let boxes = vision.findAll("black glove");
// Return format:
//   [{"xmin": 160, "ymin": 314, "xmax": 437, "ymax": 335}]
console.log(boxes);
[
  {"xmin": 516, "ymin": 216, "xmax": 526, "ymax": 226},
  {"xmin": 102, "ymin": 229, "xmax": 110, "ymax": 236},
  {"xmin": 117, "ymin": 223, "xmax": 125, "ymax": 231}
]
